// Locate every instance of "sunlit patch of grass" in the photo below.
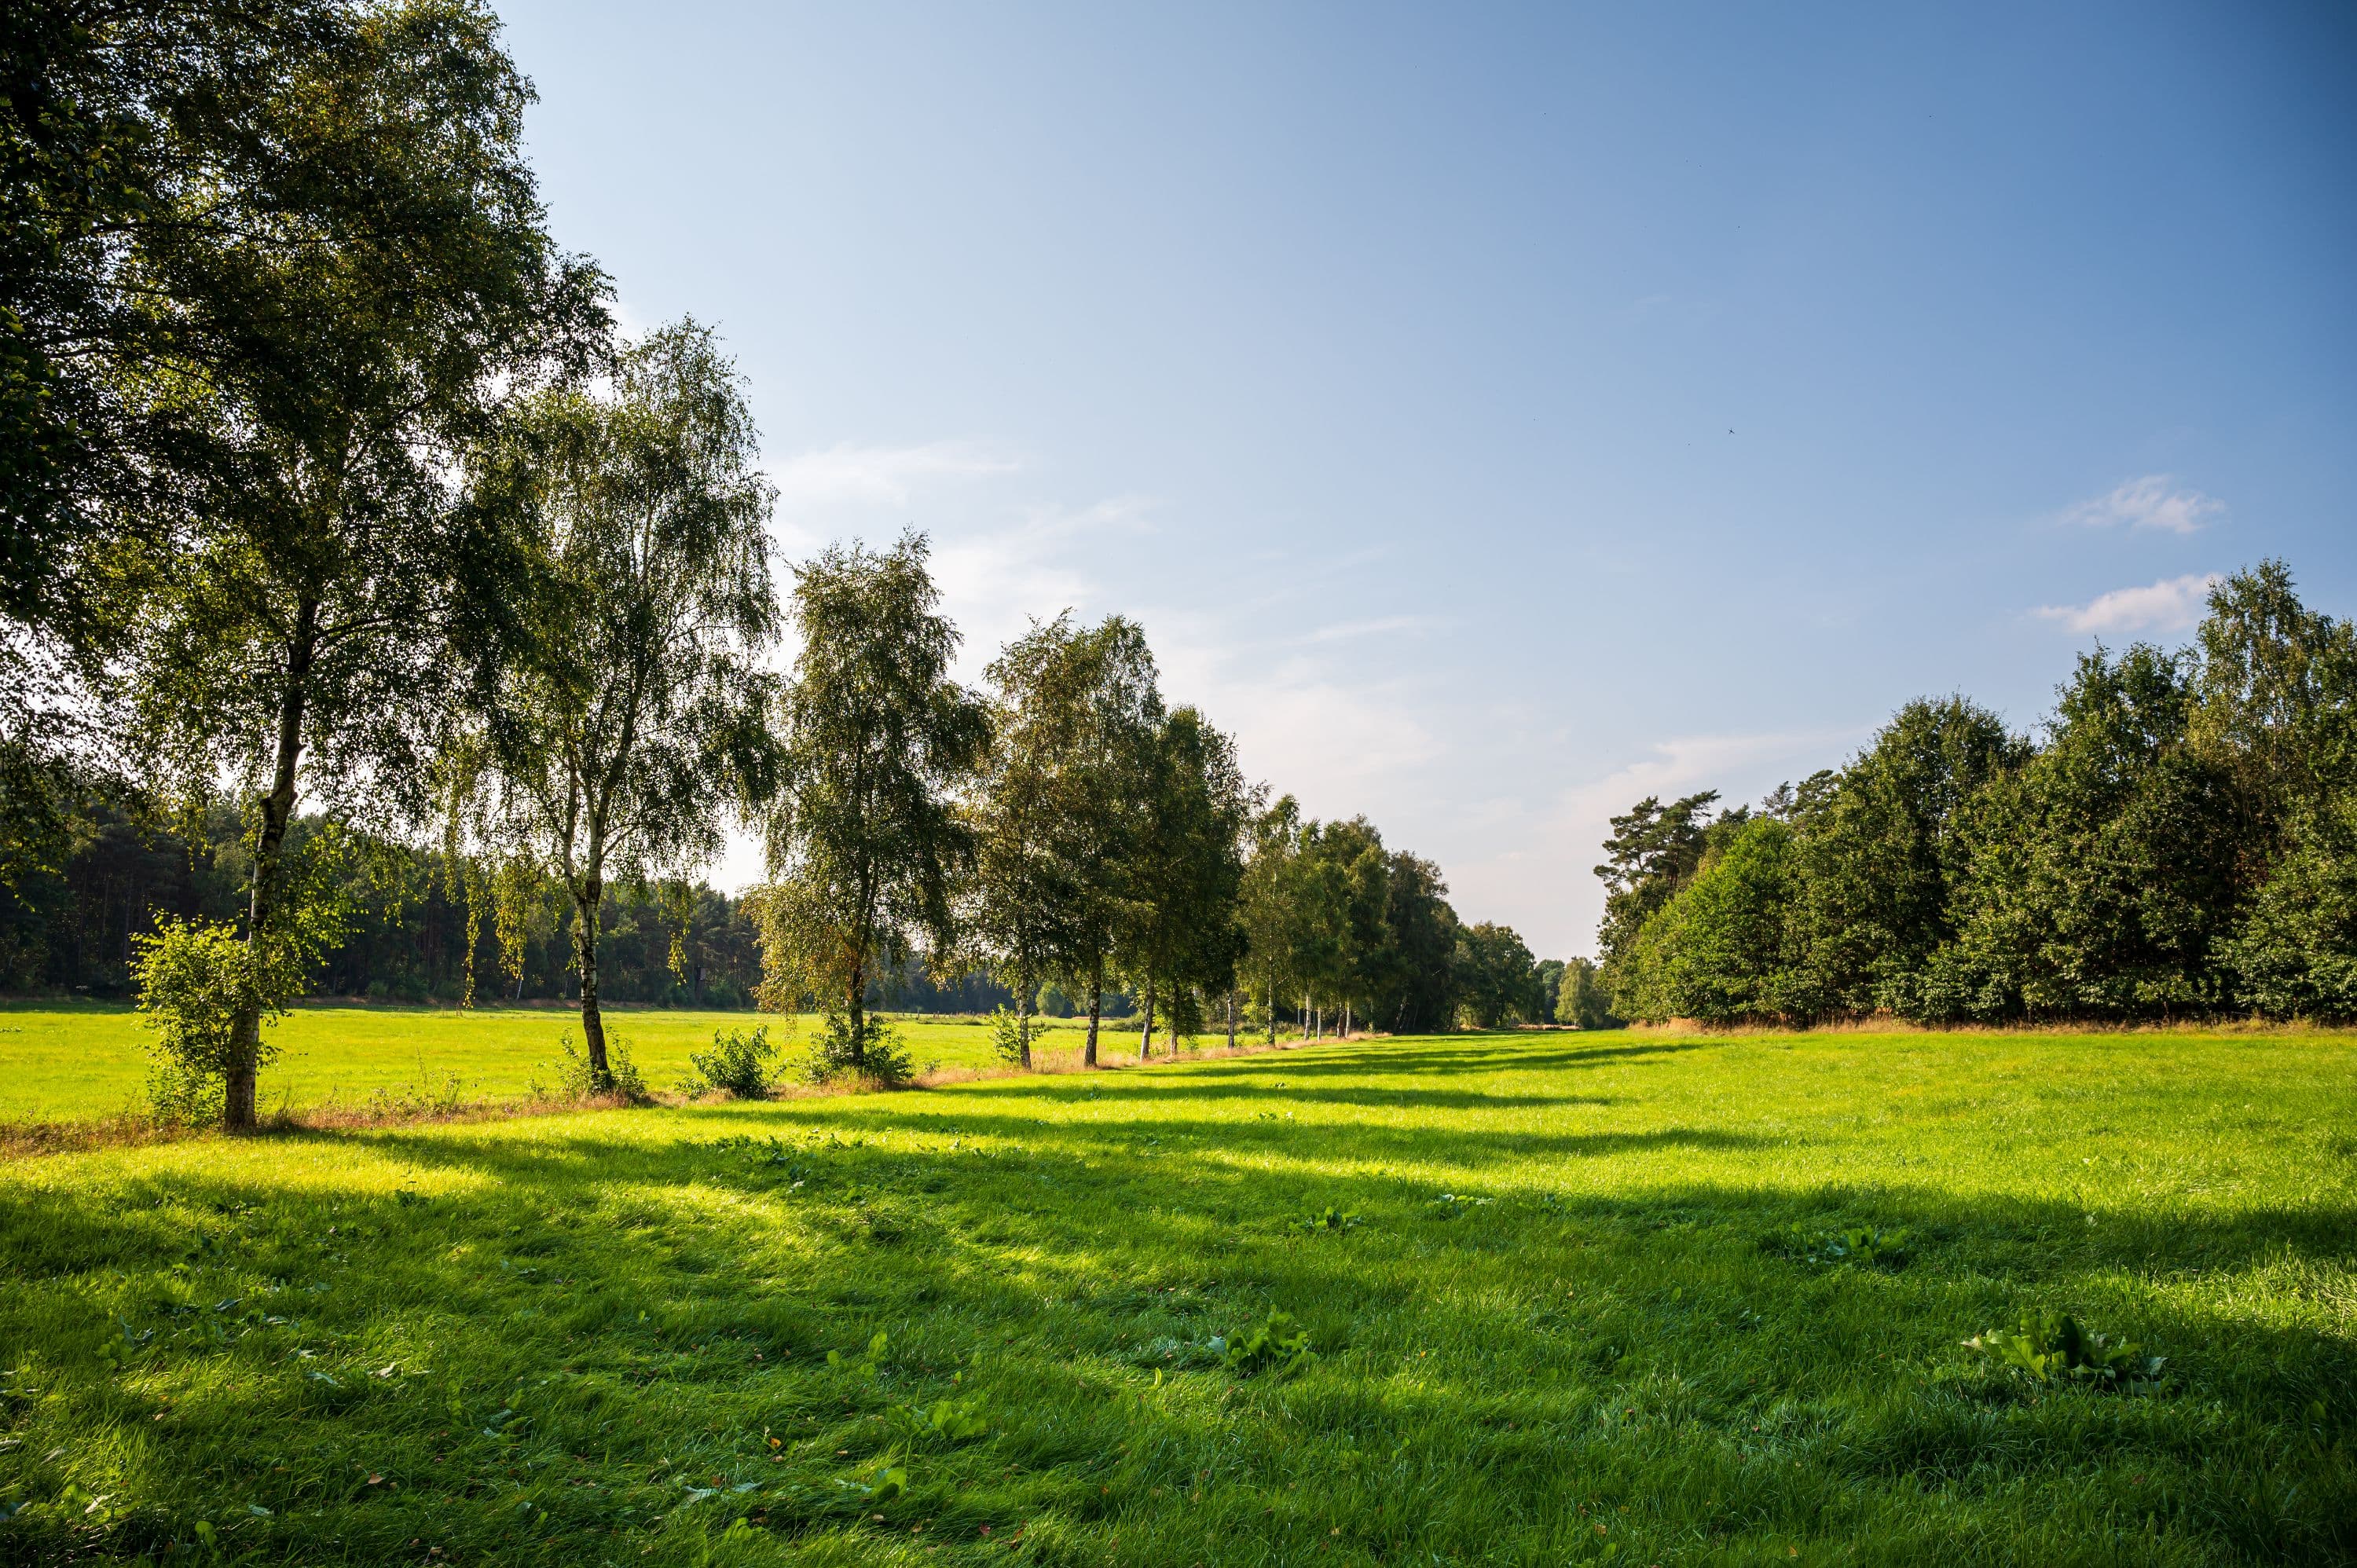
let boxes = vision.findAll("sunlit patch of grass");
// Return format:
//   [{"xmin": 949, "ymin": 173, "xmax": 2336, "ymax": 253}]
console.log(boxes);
[
  {"xmin": 0, "ymin": 1001, "xmax": 1197, "ymax": 1123},
  {"xmin": 2, "ymin": 1028, "xmax": 2353, "ymax": 1563}
]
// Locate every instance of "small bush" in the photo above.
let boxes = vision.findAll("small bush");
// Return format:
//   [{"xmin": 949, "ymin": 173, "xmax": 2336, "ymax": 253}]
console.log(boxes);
[
  {"xmin": 803, "ymin": 1014, "xmax": 912, "ymax": 1086},
  {"xmin": 1963, "ymin": 1310, "xmax": 2163, "ymax": 1388},
  {"xmin": 986, "ymin": 1006, "xmax": 1032, "ymax": 1064},
  {"xmin": 133, "ymin": 918, "xmax": 280, "ymax": 1124},
  {"xmin": 546, "ymin": 1032, "xmax": 650, "ymax": 1104},
  {"xmin": 685, "ymin": 1024, "xmax": 778, "ymax": 1098}
]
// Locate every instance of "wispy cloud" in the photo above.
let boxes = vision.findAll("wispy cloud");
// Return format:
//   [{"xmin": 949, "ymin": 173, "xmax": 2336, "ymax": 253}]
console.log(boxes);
[
  {"xmin": 2035, "ymin": 573, "xmax": 2221, "ymax": 635},
  {"xmin": 1294, "ymin": 614, "xmax": 1445, "ymax": 646},
  {"xmin": 768, "ymin": 440, "xmax": 1021, "ymax": 510},
  {"xmin": 2063, "ymin": 474, "xmax": 2223, "ymax": 535}
]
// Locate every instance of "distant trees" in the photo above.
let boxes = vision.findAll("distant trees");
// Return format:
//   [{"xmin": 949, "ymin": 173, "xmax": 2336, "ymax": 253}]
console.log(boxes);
[
  {"xmin": 752, "ymin": 534, "xmax": 988, "ymax": 1078},
  {"xmin": 1603, "ymin": 562, "xmax": 2357, "ymax": 1026},
  {"xmin": 1556, "ymin": 958, "xmax": 1613, "ymax": 1030},
  {"xmin": 1455, "ymin": 921, "xmax": 1544, "ymax": 1028}
]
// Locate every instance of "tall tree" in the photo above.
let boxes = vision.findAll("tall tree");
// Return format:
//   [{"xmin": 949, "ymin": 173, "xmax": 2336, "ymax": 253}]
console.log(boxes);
[
  {"xmin": 1592, "ymin": 790, "xmax": 1724, "ymax": 1007},
  {"xmin": 1047, "ymin": 613, "xmax": 1164, "ymax": 1065},
  {"xmin": 1379, "ymin": 849, "xmax": 1462, "ymax": 1031},
  {"xmin": 1783, "ymin": 698, "xmax": 2023, "ymax": 1017},
  {"xmin": 464, "ymin": 321, "xmax": 776, "ymax": 1089},
  {"xmin": 1238, "ymin": 796, "xmax": 1304, "ymax": 1043},
  {"xmin": 1118, "ymin": 707, "xmax": 1248, "ymax": 1057},
  {"xmin": 966, "ymin": 616, "xmax": 1092, "ymax": 1070},
  {"xmin": 1, "ymin": 0, "xmax": 344, "ymax": 637},
  {"xmin": 753, "ymin": 533, "xmax": 986, "ymax": 1075},
  {"xmin": 87, "ymin": 0, "xmax": 607, "ymax": 1127}
]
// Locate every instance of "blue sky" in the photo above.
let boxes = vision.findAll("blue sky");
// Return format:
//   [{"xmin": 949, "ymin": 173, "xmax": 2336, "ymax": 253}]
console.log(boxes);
[{"xmin": 497, "ymin": 1, "xmax": 2356, "ymax": 958}]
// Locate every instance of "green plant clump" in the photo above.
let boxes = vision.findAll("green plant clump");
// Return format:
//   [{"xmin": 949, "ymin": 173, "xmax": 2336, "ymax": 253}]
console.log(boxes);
[
  {"xmin": 1964, "ymin": 1310, "xmax": 2165, "ymax": 1388},
  {"xmin": 684, "ymin": 1025, "xmax": 778, "ymax": 1099},
  {"xmin": 1216, "ymin": 1310, "xmax": 1318, "ymax": 1379}
]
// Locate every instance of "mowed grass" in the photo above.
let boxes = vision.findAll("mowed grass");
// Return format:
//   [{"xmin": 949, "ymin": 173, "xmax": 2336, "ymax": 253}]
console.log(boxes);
[
  {"xmin": 3, "ymin": 1030, "xmax": 2354, "ymax": 1566},
  {"xmin": 0, "ymin": 1002, "xmax": 1125, "ymax": 1122}
]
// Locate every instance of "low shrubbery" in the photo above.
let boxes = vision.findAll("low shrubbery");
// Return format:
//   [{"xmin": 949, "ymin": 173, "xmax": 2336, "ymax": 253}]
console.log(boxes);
[{"xmin": 684, "ymin": 1024, "xmax": 779, "ymax": 1098}]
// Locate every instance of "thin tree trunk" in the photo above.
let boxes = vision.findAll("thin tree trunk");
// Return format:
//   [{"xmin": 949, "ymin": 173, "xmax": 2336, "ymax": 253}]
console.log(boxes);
[
  {"xmin": 1085, "ymin": 958, "xmax": 1102, "ymax": 1068},
  {"xmin": 848, "ymin": 958, "xmax": 866, "ymax": 1072},
  {"xmin": 1168, "ymin": 996, "xmax": 1178, "ymax": 1057},
  {"xmin": 1343, "ymin": 1001, "xmax": 1351, "ymax": 1038},
  {"xmin": 1226, "ymin": 990, "xmax": 1237, "ymax": 1050},
  {"xmin": 1017, "ymin": 964, "xmax": 1034, "ymax": 1070},
  {"xmin": 1138, "ymin": 978, "xmax": 1155, "ymax": 1061},
  {"xmin": 574, "ymin": 883, "xmax": 609, "ymax": 1090},
  {"xmin": 224, "ymin": 600, "xmax": 318, "ymax": 1130},
  {"xmin": 1266, "ymin": 976, "xmax": 1277, "ymax": 1045}
]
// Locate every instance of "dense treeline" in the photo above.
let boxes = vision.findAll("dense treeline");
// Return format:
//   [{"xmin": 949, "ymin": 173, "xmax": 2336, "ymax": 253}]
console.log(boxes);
[
  {"xmin": 1596, "ymin": 563, "xmax": 2356, "ymax": 1026},
  {"xmin": 0, "ymin": 789, "xmax": 768, "ymax": 1005},
  {"xmin": 2, "ymin": 2, "xmax": 1547, "ymax": 1124}
]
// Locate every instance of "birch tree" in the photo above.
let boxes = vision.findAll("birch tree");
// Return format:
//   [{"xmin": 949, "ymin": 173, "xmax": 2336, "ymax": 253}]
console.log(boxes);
[
  {"xmin": 93, "ymin": 1, "xmax": 605, "ymax": 1127},
  {"xmin": 753, "ymin": 533, "xmax": 985, "ymax": 1078},
  {"xmin": 467, "ymin": 320, "xmax": 776, "ymax": 1090}
]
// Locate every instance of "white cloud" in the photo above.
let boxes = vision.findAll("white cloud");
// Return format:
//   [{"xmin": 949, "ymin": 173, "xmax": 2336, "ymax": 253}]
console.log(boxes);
[
  {"xmin": 768, "ymin": 440, "xmax": 1020, "ymax": 511},
  {"xmin": 2063, "ymin": 474, "xmax": 2223, "ymax": 535},
  {"xmin": 2035, "ymin": 573, "xmax": 2221, "ymax": 636}
]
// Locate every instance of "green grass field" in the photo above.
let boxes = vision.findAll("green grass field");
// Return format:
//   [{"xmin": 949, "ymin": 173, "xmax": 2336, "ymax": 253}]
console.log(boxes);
[
  {"xmin": 0, "ymin": 1002, "xmax": 1147, "ymax": 1123},
  {"xmin": 3, "ymin": 1028, "xmax": 2353, "ymax": 1564}
]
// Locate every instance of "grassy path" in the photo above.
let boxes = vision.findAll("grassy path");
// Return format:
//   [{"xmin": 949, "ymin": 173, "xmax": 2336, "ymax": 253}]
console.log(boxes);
[{"xmin": 2, "ymin": 1029, "xmax": 2353, "ymax": 1563}]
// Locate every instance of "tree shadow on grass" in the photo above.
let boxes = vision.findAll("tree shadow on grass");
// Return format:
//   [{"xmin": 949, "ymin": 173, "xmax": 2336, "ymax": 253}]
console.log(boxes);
[{"xmin": 8, "ymin": 1108, "xmax": 2355, "ymax": 1566}]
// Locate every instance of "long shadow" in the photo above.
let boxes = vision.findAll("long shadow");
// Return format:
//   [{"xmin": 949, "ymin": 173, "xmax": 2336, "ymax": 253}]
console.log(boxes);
[
  {"xmin": 970, "ymin": 1079, "xmax": 1616, "ymax": 1111},
  {"xmin": 11, "ymin": 1107, "xmax": 2355, "ymax": 1568},
  {"xmin": 1142, "ymin": 1039, "xmax": 1717, "ymax": 1079}
]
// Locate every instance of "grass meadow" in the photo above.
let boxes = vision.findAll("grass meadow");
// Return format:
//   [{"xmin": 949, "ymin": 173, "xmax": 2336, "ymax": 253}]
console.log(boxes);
[
  {"xmin": 0, "ymin": 1002, "xmax": 1131, "ymax": 1124},
  {"xmin": 2, "ymin": 1025, "xmax": 2353, "ymax": 1564}
]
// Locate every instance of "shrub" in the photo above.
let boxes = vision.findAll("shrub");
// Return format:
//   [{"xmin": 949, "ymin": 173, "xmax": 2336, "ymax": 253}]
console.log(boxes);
[
  {"xmin": 546, "ymin": 1032, "xmax": 650, "ymax": 1104},
  {"xmin": 986, "ymin": 1006, "xmax": 1031, "ymax": 1064},
  {"xmin": 803, "ymin": 1014, "xmax": 912, "ymax": 1086},
  {"xmin": 685, "ymin": 1024, "xmax": 778, "ymax": 1098},
  {"xmin": 132, "ymin": 918, "xmax": 282, "ymax": 1124}
]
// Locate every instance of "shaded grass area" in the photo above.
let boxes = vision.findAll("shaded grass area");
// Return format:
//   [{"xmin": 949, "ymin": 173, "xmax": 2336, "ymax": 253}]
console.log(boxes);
[
  {"xmin": 2, "ymin": 1030, "xmax": 2353, "ymax": 1565},
  {"xmin": 0, "ymin": 1002, "xmax": 1142, "ymax": 1123}
]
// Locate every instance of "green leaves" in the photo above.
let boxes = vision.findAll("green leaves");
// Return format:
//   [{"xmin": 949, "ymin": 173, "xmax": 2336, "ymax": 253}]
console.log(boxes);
[
  {"xmin": 896, "ymin": 1391, "xmax": 989, "ymax": 1445},
  {"xmin": 1292, "ymin": 1207, "xmax": 1362, "ymax": 1233},
  {"xmin": 1770, "ymin": 1222, "xmax": 1912, "ymax": 1269},
  {"xmin": 1221, "ymin": 1311, "xmax": 1318, "ymax": 1380},
  {"xmin": 1963, "ymin": 1311, "xmax": 2164, "ymax": 1389},
  {"xmin": 684, "ymin": 1024, "xmax": 778, "ymax": 1099},
  {"xmin": 827, "ymin": 1330, "xmax": 890, "ymax": 1381}
]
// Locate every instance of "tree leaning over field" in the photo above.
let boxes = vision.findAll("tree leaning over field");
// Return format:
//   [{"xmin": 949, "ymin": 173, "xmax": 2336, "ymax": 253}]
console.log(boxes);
[
  {"xmin": 754, "ymin": 533, "xmax": 988, "ymax": 1076},
  {"xmin": 461, "ymin": 320, "xmax": 777, "ymax": 1090},
  {"xmin": 86, "ymin": 1, "xmax": 607, "ymax": 1127}
]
